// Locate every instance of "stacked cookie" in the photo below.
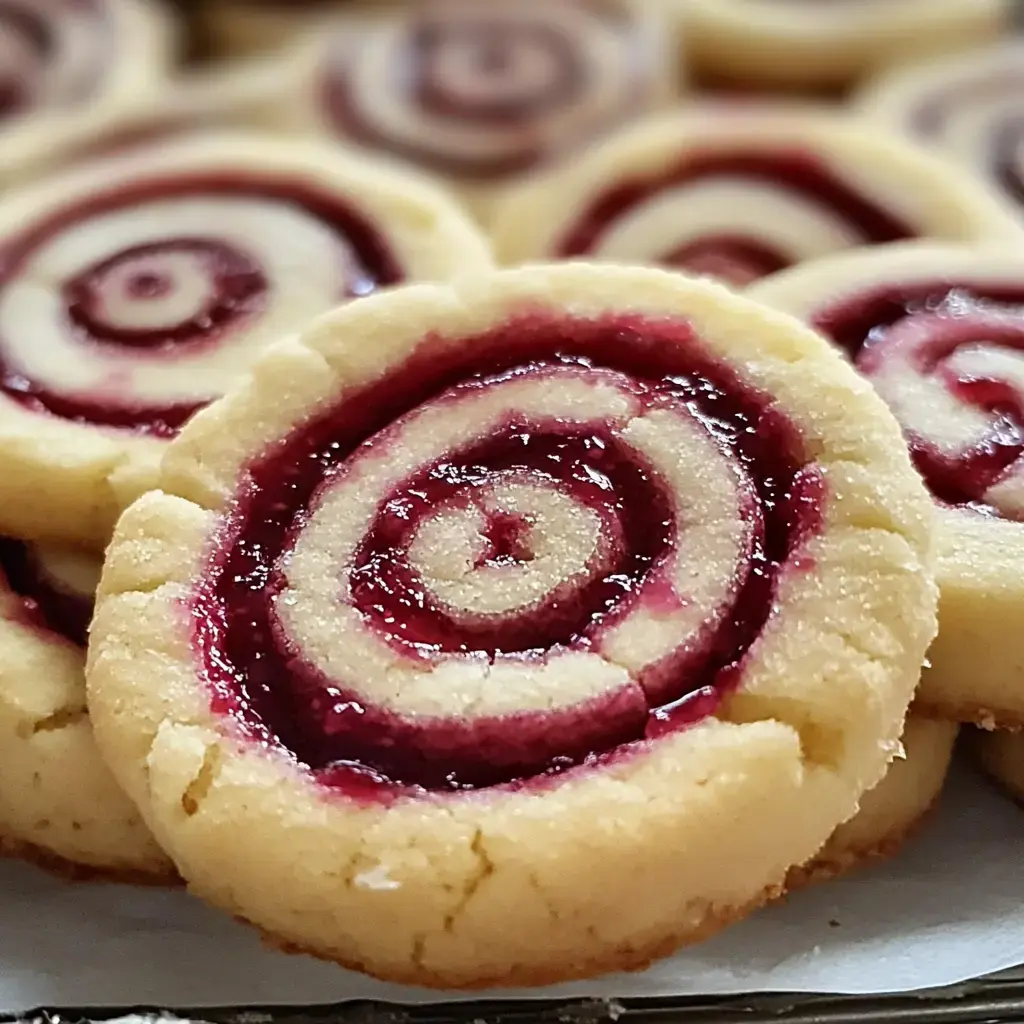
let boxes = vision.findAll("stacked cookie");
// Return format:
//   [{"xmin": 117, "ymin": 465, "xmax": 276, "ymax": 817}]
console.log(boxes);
[{"xmin": 0, "ymin": 0, "xmax": 1021, "ymax": 992}]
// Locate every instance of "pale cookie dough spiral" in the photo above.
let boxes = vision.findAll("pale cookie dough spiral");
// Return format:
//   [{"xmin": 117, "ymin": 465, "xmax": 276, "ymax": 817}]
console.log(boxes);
[
  {"xmin": 0, "ymin": 0, "xmax": 175, "ymax": 143},
  {"xmin": 491, "ymin": 109, "xmax": 1023, "ymax": 288},
  {"xmin": 677, "ymin": 0, "xmax": 1010, "ymax": 91},
  {"xmin": 275, "ymin": 0, "xmax": 678, "ymax": 219},
  {"xmin": 0, "ymin": 540, "xmax": 172, "ymax": 880},
  {"xmin": 0, "ymin": 132, "xmax": 491, "ymax": 549},
  {"xmin": 86, "ymin": 263, "xmax": 936, "ymax": 988},
  {"xmin": 856, "ymin": 41, "xmax": 1024, "ymax": 223},
  {"xmin": 752, "ymin": 242, "xmax": 1024, "ymax": 726}
]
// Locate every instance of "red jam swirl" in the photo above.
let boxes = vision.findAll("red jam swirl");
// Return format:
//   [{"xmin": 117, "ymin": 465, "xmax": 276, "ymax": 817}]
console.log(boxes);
[
  {"xmin": 0, "ymin": 173, "xmax": 403, "ymax": 437},
  {"xmin": 557, "ymin": 151, "xmax": 915, "ymax": 279},
  {"xmin": 191, "ymin": 312, "xmax": 823, "ymax": 796},
  {"xmin": 0, "ymin": 539, "xmax": 92, "ymax": 647},
  {"xmin": 813, "ymin": 281, "xmax": 1024, "ymax": 516}
]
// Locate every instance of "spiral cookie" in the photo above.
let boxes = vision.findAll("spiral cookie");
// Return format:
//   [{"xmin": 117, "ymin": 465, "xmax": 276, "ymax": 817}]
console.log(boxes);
[
  {"xmin": 856, "ymin": 41, "xmax": 1024, "ymax": 220},
  {"xmin": 974, "ymin": 730, "xmax": 1024, "ymax": 804},
  {"xmin": 0, "ymin": 132, "xmax": 491, "ymax": 549},
  {"xmin": 86, "ymin": 263, "xmax": 936, "ymax": 987},
  {"xmin": 491, "ymin": 110, "xmax": 1022, "ymax": 288},
  {"xmin": 0, "ymin": 0, "xmax": 175, "ymax": 139},
  {"xmin": 0, "ymin": 540, "xmax": 172, "ymax": 880},
  {"xmin": 278, "ymin": 0, "xmax": 677, "ymax": 218},
  {"xmin": 788, "ymin": 716, "xmax": 957, "ymax": 889},
  {"xmin": 751, "ymin": 242, "xmax": 1024, "ymax": 725},
  {"xmin": 678, "ymin": 0, "xmax": 1010, "ymax": 91}
]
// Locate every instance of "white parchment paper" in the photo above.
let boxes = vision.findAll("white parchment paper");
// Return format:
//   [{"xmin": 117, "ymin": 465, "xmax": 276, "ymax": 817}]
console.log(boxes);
[{"xmin": 2, "ymin": 761, "xmax": 1023, "ymax": 1012}]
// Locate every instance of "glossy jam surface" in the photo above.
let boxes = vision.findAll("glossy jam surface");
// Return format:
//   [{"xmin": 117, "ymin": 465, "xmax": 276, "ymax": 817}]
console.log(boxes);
[
  {"xmin": 557, "ymin": 151, "xmax": 914, "ymax": 274},
  {"xmin": 814, "ymin": 280, "xmax": 1024, "ymax": 515},
  {"xmin": 0, "ymin": 172, "xmax": 402, "ymax": 436},
  {"xmin": 0, "ymin": 539, "xmax": 91, "ymax": 646},
  {"xmin": 191, "ymin": 312, "xmax": 823, "ymax": 796}
]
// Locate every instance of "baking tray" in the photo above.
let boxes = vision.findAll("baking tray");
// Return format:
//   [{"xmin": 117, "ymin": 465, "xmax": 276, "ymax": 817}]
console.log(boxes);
[{"xmin": 9, "ymin": 965, "xmax": 1024, "ymax": 1024}]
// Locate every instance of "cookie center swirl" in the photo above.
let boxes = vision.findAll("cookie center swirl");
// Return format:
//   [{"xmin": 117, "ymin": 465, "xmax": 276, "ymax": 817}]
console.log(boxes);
[
  {"xmin": 413, "ymin": 20, "xmax": 579, "ymax": 123},
  {"xmin": 193, "ymin": 313, "xmax": 823, "ymax": 795},
  {"xmin": 321, "ymin": 0, "xmax": 657, "ymax": 179},
  {"xmin": 0, "ymin": 174, "xmax": 402, "ymax": 436},
  {"xmin": 814, "ymin": 283, "xmax": 1024, "ymax": 518},
  {"xmin": 0, "ymin": 0, "xmax": 109, "ymax": 125},
  {"xmin": 64, "ymin": 240, "xmax": 266, "ymax": 350},
  {"xmin": 557, "ymin": 152, "xmax": 914, "ymax": 285}
]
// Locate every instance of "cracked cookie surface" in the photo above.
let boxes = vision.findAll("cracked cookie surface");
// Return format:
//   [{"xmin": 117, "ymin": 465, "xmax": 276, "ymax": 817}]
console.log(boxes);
[
  {"xmin": 0, "ymin": 132, "xmax": 490, "ymax": 547},
  {"xmin": 0, "ymin": 540, "xmax": 172, "ymax": 879},
  {"xmin": 86, "ymin": 263, "xmax": 936, "ymax": 987}
]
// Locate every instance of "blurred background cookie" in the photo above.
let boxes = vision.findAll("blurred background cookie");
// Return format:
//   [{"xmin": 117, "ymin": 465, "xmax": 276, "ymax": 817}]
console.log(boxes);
[
  {"xmin": 492, "ymin": 108, "xmax": 1023, "ymax": 287},
  {"xmin": 271, "ymin": 0, "xmax": 680, "ymax": 221},
  {"xmin": 753, "ymin": 243, "xmax": 1024, "ymax": 727},
  {"xmin": 0, "ymin": 133, "xmax": 490, "ymax": 548},
  {"xmin": 856, "ymin": 41, "xmax": 1024, "ymax": 219}
]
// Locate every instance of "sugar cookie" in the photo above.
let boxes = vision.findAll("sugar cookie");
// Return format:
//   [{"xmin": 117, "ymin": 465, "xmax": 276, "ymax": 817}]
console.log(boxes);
[{"xmin": 87, "ymin": 263, "xmax": 936, "ymax": 987}]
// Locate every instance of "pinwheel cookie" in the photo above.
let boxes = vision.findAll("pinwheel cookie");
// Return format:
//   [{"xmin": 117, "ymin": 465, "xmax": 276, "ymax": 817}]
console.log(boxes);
[
  {"xmin": 0, "ymin": 132, "xmax": 490, "ymax": 549},
  {"xmin": 677, "ymin": 0, "xmax": 1009, "ymax": 91},
  {"xmin": 86, "ymin": 263, "xmax": 936, "ymax": 987},
  {"xmin": 752, "ymin": 243, "xmax": 1024, "ymax": 725},
  {"xmin": 0, "ymin": 0, "xmax": 176, "ymax": 144},
  {"xmin": 490, "ymin": 109, "xmax": 1022, "ymax": 288},
  {"xmin": 975, "ymin": 731, "xmax": 1024, "ymax": 804},
  {"xmin": 789, "ymin": 716, "xmax": 957, "ymax": 889},
  {"xmin": 0, "ymin": 540, "xmax": 172, "ymax": 880},
  {"xmin": 274, "ymin": 0, "xmax": 678, "ymax": 219},
  {"xmin": 856, "ymin": 41, "xmax": 1024, "ymax": 220}
]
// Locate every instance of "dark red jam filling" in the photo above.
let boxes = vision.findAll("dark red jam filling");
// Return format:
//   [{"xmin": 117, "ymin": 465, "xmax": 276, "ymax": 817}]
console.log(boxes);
[
  {"xmin": 814, "ymin": 281, "xmax": 1024, "ymax": 514},
  {"xmin": 556, "ymin": 151, "xmax": 914, "ymax": 276},
  {"xmin": 0, "ymin": 173, "xmax": 403, "ymax": 438},
  {"xmin": 192, "ymin": 312, "xmax": 823, "ymax": 796},
  {"xmin": 0, "ymin": 539, "xmax": 91, "ymax": 647},
  {"xmin": 663, "ymin": 237, "xmax": 790, "ymax": 287}
]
